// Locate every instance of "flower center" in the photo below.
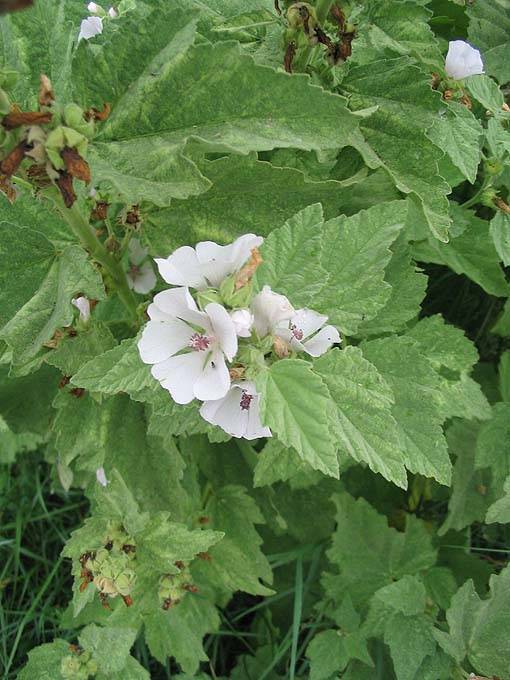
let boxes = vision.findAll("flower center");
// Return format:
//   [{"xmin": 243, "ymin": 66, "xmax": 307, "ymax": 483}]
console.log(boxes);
[
  {"xmin": 239, "ymin": 391, "xmax": 253, "ymax": 411},
  {"xmin": 189, "ymin": 333, "xmax": 211, "ymax": 352},
  {"xmin": 290, "ymin": 323, "xmax": 304, "ymax": 341}
]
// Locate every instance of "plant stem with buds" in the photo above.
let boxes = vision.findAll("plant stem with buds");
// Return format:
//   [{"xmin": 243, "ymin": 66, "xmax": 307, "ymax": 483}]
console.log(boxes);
[{"xmin": 54, "ymin": 196, "xmax": 140, "ymax": 323}]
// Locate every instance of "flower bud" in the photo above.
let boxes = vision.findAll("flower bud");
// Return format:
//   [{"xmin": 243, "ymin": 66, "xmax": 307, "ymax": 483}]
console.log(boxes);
[
  {"xmin": 251, "ymin": 285, "xmax": 295, "ymax": 337},
  {"xmin": 72, "ymin": 296, "xmax": 91, "ymax": 322},
  {"xmin": 230, "ymin": 309, "xmax": 254, "ymax": 337}
]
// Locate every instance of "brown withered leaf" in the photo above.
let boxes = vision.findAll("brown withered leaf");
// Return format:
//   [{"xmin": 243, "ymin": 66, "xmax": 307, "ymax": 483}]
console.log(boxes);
[
  {"xmin": 494, "ymin": 197, "xmax": 510, "ymax": 215},
  {"xmin": 284, "ymin": 41, "xmax": 296, "ymax": 74},
  {"xmin": 234, "ymin": 247, "xmax": 262, "ymax": 290},
  {"xmin": 56, "ymin": 171, "xmax": 77, "ymax": 208},
  {"xmin": 0, "ymin": 141, "xmax": 29, "ymax": 177},
  {"xmin": 26, "ymin": 163, "xmax": 51, "ymax": 187},
  {"xmin": 2, "ymin": 110, "xmax": 52, "ymax": 130},
  {"xmin": 229, "ymin": 366, "xmax": 246, "ymax": 381},
  {"xmin": 38, "ymin": 75, "xmax": 54, "ymax": 107},
  {"xmin": 0, "ymin": 0, "xmax": 34, "ymax": 13},
  {"xmin": 60, "ymin": 146, "xmax": 91, "ymax": 183},
  {"xmin": 0, "ymin": 175, "xmax": 16, "ymax": 202},
  {"xmin": 273, "ymin": 336, "xmax": 290, "ymax": 358},
  {"xmin": 85, "ymin": 103, "xmax": 111, "ymax": 122}
]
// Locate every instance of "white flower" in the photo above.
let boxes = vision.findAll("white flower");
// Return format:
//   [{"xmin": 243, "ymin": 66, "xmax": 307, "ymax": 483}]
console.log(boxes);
[
  {"xmin": 126, "ymin": 238, "xmax": 157, "ymax": 295},
  {"xmin": 155, "ymin": 234, "xmax": 263, "ymax": 290},
  {"xmin": 251, "ymin": 285, "xmax": 295, "ymax": 337},
  {"xmin": 445, "ymin": 40, "xmax": 484, "ymax": 80},
  {"xmin": 200, "ymin": 381, "xmax": 271, "ymax": 440},
  {"xmin": 71, "ymin": 296, "xmax": 91, "ymax": 322},
  {"xmin": 78, "ymin": 15, "xmax": 103, "ymax": 41},
  {"xmin": 138, "ymin": 287, "xmax": 238, "ymax": 404},
  {"xmin": 275, "ymin": 308, "xmax": 340, "ymax": 357},
  {"xmin": 230, "ymin": 309, "xmax": 254, "ymax": 337},
  {"xmin": 108, "ymin": 6, "xmax": 117, "ymax": 17},
  {"xmin": 87, "ymin": 1, "xmax": 101, "ymax": 12},
  {"xmin": 96, "ymin": 467, "xmax": 108, "ymax": 487}
]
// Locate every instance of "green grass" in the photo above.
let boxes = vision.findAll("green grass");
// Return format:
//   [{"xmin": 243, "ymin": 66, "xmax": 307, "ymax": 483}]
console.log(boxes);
[{"xmin": 0, "ymin": 457, "xmax": 88, "ymax": 679}]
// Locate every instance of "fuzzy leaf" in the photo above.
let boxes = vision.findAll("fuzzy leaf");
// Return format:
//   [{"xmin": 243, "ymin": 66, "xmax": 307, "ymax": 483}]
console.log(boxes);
[
  {"xmin": 256, "ymin": 359, "xmax": 339, "ymax": 478},
  {"xmin": 315, "ymin": 347, "xmax": 408, "ymax": 488},
  {"xmin": 468, "ymin": 0, "xmax": 510, "ymax": 84}
]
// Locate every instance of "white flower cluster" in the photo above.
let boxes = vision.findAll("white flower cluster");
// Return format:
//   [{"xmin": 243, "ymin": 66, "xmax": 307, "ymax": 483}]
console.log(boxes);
[
  {"xmin": 138, "ymin": 235, "xmax": 340, "ymax": 440},
  {"xmin": 78, "ymin": 2, "xmax": 117, "ymax": 42}
]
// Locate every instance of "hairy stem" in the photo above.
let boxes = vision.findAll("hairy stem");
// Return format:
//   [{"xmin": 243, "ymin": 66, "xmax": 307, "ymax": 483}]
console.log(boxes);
[{"xmin": 54, "ymin": 196, "xmax": 139, "ymax": 323}]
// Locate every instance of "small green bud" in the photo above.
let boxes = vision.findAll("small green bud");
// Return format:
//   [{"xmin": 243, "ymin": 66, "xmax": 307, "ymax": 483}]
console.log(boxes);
[
  {"xmin": 0, "ymin": 89, "xmax": 10, "ymax": 116},
  {"xmin": 219, "ymin": 275, "xmax": 253, "ymax": 308},
  {"xmin": 45, "ymin": 126, "xmax": 65, "ymax": 150},
  {"xmin": 0, "ymin": 69, "xmax": 18, "ymax": 91},
  {"xmin": 63, "ymin": 103, "xmax": 85, "ymax": 128},
  {"xmin": 480, "ymin": 188, "xmax": 498, "ymax": 208},
  {"xmin": 60, "ymin": 655, "xmax": 82, "ymax": 679},
  {"xmin": 286, "ymin": 2, "xmax": 317, "ymax": 31},
  {"xmin": 62, "ymin": 125, "xmax": 87, "ymax": 150},
  {"xmin": 196, "ymin": 288, "xmax": 222, "ymax": 309},
  {"xmin": 485, "ymin": 158, "xmax": 504, "ymax": 176}
]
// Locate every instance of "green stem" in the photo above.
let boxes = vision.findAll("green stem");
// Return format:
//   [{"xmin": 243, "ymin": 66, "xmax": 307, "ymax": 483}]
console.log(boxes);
[
  {"xmin": 460, "ymin": 180, "xmax": 491, "ymax": 210},
  {"xmin": 55, "ymin": 197, "xmax": 139, "ymax": 323}
]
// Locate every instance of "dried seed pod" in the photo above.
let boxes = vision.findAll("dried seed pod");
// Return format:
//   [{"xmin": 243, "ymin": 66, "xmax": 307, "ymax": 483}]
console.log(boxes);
[
  {"xmin": 56, "ymin": 170, "xmax": 76, "ymax": 208},
  {"xmin": 60, "ymin": 146, "xmax": 91, "ymax": 183},
  {"xmin": 39, "ymin": 74, "xmax": 54, "ymax": 107}
]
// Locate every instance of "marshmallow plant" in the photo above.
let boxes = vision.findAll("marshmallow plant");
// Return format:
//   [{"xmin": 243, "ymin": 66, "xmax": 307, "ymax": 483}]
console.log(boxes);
[{"xmin": 5, "ymin": 2, "xmax": 510, "ymax": 679}]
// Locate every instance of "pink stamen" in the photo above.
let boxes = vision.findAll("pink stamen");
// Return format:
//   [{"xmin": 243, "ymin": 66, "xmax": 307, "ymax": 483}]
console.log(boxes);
[
  {"xmin": 189, "ymin": 333, "xmax": 211, "ymax": 352},
  {"xmin": 290, "ymin": 324, "xmax": 304, "ymax": 341},
  {"xmin": 239, "ymin": 391, "xmax": 253, "ymax": 411}
]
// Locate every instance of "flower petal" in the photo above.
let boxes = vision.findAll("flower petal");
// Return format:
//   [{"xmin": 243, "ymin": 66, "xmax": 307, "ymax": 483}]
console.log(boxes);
[
  {"xmin": 291, "ymin": 308, "xmax": 328, "ymax": 338},
  {"xmin": 133, "ymin": 262, "xmax": 157, "ymax": 294},
  {"xmin": 230, "ymin": 234, "xmax": 264, "ymax": 268},
  {"xmin": 205, "ymin": 303, "xmax": 238, "ymax": 361},
  {"xmin": 128, "ymin": 238, "xmax": 149, "ymax": 266},
  {"xmin": 200, "ymin": 386, "xmax": 247, "ymax": 438},
  {"xmin": 194, "ymin": 350, "xmax": 231, "ymax": 401},
  {"xmin": 445, "ymin": 40, "xmax": 484, "ymax": 80},
  {"xmin": 251, "ymin": 285, "xmax": 295, "ymax": 336},
  {"xmin": 78, "ymin": 16, "xmax": 103, "ymax": 40},
  {"xmin": 138, "ymin": 319, "xmax": 193, "ymax": 364},
  {"xmin": 155, "ymin": 246, "xmax": 207, "ymax": 289},
  {"xmin": 151, "ymin": 351, "xmax": 205, "ymax": 404},
  {"xmin": 302, "ymin": 325, "xmax": 341, "ymax": 357},
  {"xmin": 152, "ymin": 287, "xmax": 208, "ymax": 326}
]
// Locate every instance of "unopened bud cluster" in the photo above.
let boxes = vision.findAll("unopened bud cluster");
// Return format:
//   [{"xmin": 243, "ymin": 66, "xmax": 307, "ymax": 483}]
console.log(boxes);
[
  {"xmin": 0, "ymin": 70, "xmax": 107, "ymax": 206},
  {"xmin": 158, "ymin": 561, "xmax": 198, "ymax": 610},
  {"xmin": 79, "ymin": 523, "xmax": 136, "ymax": 608},
  {"xmin": 60, "ymin": 647, "xmax": 97, "ymax": 680}
]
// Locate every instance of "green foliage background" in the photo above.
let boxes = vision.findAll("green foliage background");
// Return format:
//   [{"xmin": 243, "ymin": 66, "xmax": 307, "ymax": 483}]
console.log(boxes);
[{"xmin": 1, "ymin": 0, "xmax": 510, "ymax": 678}]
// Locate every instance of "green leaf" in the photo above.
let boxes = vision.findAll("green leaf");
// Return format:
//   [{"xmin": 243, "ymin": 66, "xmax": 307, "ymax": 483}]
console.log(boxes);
[
  {"xmin": 314, "ymin": 201, "xmax": 407, "ymax": 334},
  {"xmin": 256, "ymin": 358, "xmax": 339, "ymax": 478},
  {"xmin": 144, "ymin": 156, "xmax": 399, "ymax": 253},
  {"xmin": 405, "ymin": 315, "xmax": 491, "ymax": 422},
  {"xmin": 0, "ymin": 225, "xmax": 105, "ymax": 365},
  {"xmin": 138, "ymin": 515, "xmax": 222, "ymax": 573},
  {"xmin": 383, "ymin": 613, "xmax": 436, "ymax": 680},
  {"xmin": 436, "ymin": 566, "xmax": 510, "ymax": 678},
  {"xmin": 426, "ymin": 101, "xmax": 482, "ymax": 183},
  {"xmin": 342, "ymin": 58, "xmax": 451, "ymax": 241},
  {"xmin": 350, "ymin": 0, "xmax": 442, "ymax": 66},
  {"xmin": 78, "ymin": 625, "xmax": 137, "ymax": 674},
  {"xmin": 490, "ymin": 211, "xmax": 510, "ymax": 266},
  {"xmin": 412, "ymin": 204, "xmax": 510, "ymax": 298},
  {"xmin": 202, "ymin": 485, "xmax": 273, "ymax": 596},
  {"xmin": 486, "ymin": 475, "xmax": 510, "ymax": 524},
  {"xmin": 254, "ymin": 203, "xmax": 327, "ymax": 307},
  {"xmin": 468, "ymin": 0, "xmax": 510, "ymax": 84},
  {"xmin": 45, "ymin": 324, "xmax": 116, "ymax": 376},
  {"xmin": 362, "ymin": 336, "xmax": 452, "ymax": 485},
  {"xmin": 323, "ymin": 493, "xmax": 437, "ymax": 611},
  {"xmin": 356, "ymin": 238, "xmax": 427, "ymax": 337},
  {"xmin": 439, "ymin": 420, "xmax": 492, "ymax": 535},
  {"xmin": 475, "ymin": 402, "xmax": 510, "ymax": 496},
  {"xmin": 315, "ymin": 347, "xmax": 408, "ymax": 489},
  {"xmin": 71, "ymin": 336, "xmax": 153, "ymax": 397},
  {"xmin": 144, "ymin": 592, "xmax": 220, "ymax": 675},
  {"xmin": 253, "ymin": 438, "xmax": 318, "ymax": 488},
  {"xmin": 17, "ymin": 639, "xmax": 70, "ymax": 680},
  {"xmin": 466, "ymin": 74, "xmax": 505, "ymax": 113}
]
